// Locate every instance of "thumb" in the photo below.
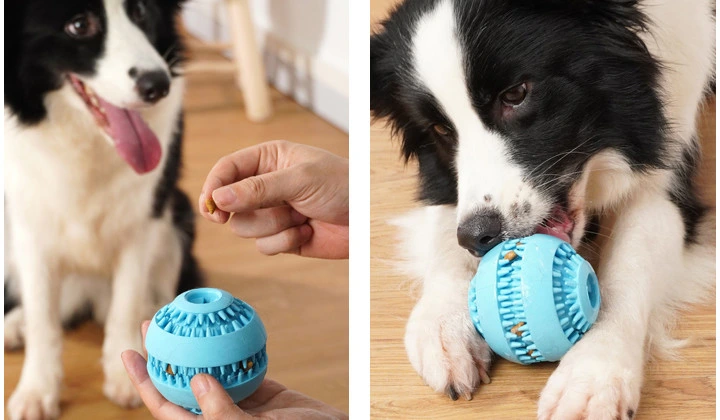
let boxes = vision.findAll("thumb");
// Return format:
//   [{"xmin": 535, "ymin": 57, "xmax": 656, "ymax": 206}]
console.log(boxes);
[
  {"xmin": 211, "ymin": 168, "xmax": 306, "ymax": 214},
  {"xmin": 191, "ymin": 374, "xmax": 249, "ymax": 419}
]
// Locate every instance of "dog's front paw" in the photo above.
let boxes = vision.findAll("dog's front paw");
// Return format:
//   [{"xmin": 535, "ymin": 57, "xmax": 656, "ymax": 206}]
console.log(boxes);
[
  {"xmin": 537, "ymin": 336, "xmax": 642, "ymax": 420},
  {"xmin": 8, "ymin": 381, "xmax": 60, "ymax": 420},
  {"xmin": 5, "ymin": 307, "xmax": 25, "ymax": 350},
  {"xmin": 103, "ymin": 358, "xmax": 142, "ymax": 408},
  {"xmin": 405, "ymin": 299, "xmax": 491, "ymax": 400}
]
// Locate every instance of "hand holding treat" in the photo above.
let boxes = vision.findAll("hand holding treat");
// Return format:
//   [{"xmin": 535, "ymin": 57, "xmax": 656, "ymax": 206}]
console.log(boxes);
[{"xmin": 199, "ymin": 140, "xmax": 349, "ymax": 259}]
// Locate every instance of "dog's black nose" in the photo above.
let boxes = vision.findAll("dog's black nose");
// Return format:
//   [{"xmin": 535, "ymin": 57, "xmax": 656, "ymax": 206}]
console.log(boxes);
[
  {"xmin": 457, "ymin": 211, "xmax": 504, "ymax": 257},
  {"xmin": 135, "ymin": 70, "xmax": 170, "ymax": 104}
]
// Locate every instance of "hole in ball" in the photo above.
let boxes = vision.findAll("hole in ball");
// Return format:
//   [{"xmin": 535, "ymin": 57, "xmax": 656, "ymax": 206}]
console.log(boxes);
[
  {"xmin": 185, "ymin": 289, "xmax": 222, "ymax": 304},
  {"xmin": 587, "ymin": 273, "xmax": 599, "ymax": 309}
]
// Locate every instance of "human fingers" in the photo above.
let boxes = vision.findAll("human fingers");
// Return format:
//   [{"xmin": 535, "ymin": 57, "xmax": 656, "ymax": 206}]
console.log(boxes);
[
  {"xmin": 190, "ymin": 374, "xmax": 249, "ymax": 419},
  {"xmin": 255, "ymin": 224, "xmax": 313, "ymax": 256},
  {"xmin": 211, "ymin": 168, "xmax": 309, "ymax": 214},
  {"xmin": 121, "ymin": 350, "xmax": 196, "ymax": 420},
  {"xmin": 229, "ymin": 207, "xmax": 307, "ymax": 238},
  {"xmin": 199, "ymin": 142, "xmax": 290, "ymax": 223}
]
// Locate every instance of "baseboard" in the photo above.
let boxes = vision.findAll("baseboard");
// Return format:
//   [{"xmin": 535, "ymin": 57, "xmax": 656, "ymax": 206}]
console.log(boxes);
[{"xmin": 182, "ymin": 7, "xmax": 349, "ymax": 133}]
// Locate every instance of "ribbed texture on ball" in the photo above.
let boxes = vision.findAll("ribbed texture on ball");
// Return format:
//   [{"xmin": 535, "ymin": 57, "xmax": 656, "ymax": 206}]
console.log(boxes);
[
  {"xmin": 153, "ymin": 296, "xmax": 253, "ymax": 337},
  {"xmin": 146, "ymin": 288, "xmax": 268, "ymax": 412},
  {"xmin": 468, "ymin": 234, "xmax": 600, "ymax": 365}
]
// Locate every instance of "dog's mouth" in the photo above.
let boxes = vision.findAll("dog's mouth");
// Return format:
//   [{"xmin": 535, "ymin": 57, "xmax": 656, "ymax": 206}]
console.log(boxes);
[
  {"xmin": 68, "ymin": 74, "xmax": 162, "ymax": 174},
  {"xmin": 535, "ymin": 205, "xmax": 576, "ymax": 244}
]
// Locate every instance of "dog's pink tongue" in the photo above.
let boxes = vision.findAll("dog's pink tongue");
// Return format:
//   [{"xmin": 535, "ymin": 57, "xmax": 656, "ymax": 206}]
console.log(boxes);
[
  {"xmin": 99, "ymin": 97, "xmax": 161, "ymax": 174},
  {"xmin": 536, "ymin": 208, "xmax": 573, "ymax": 243}
]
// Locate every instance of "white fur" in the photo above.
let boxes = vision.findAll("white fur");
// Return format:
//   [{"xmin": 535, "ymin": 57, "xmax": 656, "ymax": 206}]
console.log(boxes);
[
  {"xmin": 5, "ymin": 1, "xmax": 185, "ymax": 418},
  {"xmin": 395, "ymin": 206, "xmax": 491, "ymax": 400},
  {"xmin": 396, "ymin": 0, "xmax": 715, "ymax": 417}
]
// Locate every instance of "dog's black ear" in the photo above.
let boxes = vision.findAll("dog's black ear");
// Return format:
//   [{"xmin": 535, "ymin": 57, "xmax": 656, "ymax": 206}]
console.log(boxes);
[
  {"xmin": 158, "ymin": 0, "xmax": 187, "ymax": 8},
  {"xmin": 370, "ymin": 29, "xmax": 397, "ymax": 119},
  {"xmin": 5, "ymin": 2, "xmax": 24, "ymax": 112},
  {"xmin": 155, "ymin": 0, "xmax": 187, "ymax": 14},
  {"xmin": 4, "ymin": 2, "xmax": 55, "ymax": 124},
  {"xmin": 542, "ymin": 0, "xmax": 646, "ymax": 29}
]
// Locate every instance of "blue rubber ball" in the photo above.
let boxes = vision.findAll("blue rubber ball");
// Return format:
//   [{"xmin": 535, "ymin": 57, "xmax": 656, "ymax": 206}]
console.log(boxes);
[
  {"xmin": 468, "ymin": 234, "xmax": 600, "ymax": 365},
  {"xmin": 145, "ymin": 288, "xmax": 268, "ymax": 413}
]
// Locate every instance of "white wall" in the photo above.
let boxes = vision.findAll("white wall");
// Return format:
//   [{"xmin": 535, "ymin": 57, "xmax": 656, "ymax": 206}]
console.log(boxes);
[{"xmin": 182, "ymin": 0, "xmax": 349, "ymax": 132}]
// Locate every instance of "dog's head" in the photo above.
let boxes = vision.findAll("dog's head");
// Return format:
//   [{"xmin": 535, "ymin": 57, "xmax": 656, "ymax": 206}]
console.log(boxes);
[
  {"xmin": 371, "ymin": 0, "xmax": 665, "ymax": 255},
  {"xmin": 6, "ymin": 0, "xmax": 186, "ymax": 173}
]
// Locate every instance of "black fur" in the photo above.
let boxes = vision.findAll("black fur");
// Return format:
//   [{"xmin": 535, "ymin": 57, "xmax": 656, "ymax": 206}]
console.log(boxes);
[
  {"xmin": 581, "ymin": 214, "xmax": 602, "ymax": 245},
  {"xmin": 4, "ymin": 282, "xmax": 19, "ymax": 315},
  {"xmin": 153, "ymin": 114, "xmax": 184, "ymax": 217},
  {"xmin": 668, "ymin": 142, "xmax": 707, "ymax": 243},
  {"xmin": 5, "ymin": 0, "xmax": 185, "ymax": 123},
  {"xmin": 371, "ymin": 0, "xmax": 678, "ymax": 235},
  {"xmin": 5, "ymin": 1, "xmax": 107, "ymax": 123}
]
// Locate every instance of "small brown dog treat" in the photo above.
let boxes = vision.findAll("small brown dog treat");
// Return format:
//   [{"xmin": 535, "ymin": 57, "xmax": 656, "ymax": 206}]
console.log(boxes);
[
  {"xmin": 166, "ymin": 364, "xmax": 174, "ymax": 375},
  {"xmin": 510, "ymin": 322, "xmax": 525, "ymax": 337},
  {"xmin": 205, "ymin": 197, "xmax": 217, "ymax": 214},
  {"xmin": 504, "ymin": 250, "xmax": 518, "ymax": 261},
  {"xmin": 527, "ymin": 349, "xmax": 535, "ymax": 357}
]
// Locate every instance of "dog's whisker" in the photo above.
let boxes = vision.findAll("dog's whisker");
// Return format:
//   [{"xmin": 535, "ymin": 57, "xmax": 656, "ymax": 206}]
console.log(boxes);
[
  {"xmin": 162, "ymin": 42, "xmax": 179, "ymax": 61},
  {"xmin": 526, "ymin": 136, "xmax": 597, "ymax": 180}
]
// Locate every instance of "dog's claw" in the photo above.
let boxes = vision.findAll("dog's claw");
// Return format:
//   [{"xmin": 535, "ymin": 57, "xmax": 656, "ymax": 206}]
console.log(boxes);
[
  {"xmin": 479, "ymin": 369, "xmax": 491, "ymax": 385},
  {"xmin": 462, "ymin": 390, "xmax": 473, "ymax": 401},
  {"xmin": 447, "ymin": 386, "xmax": 459, "ymax": 401}
]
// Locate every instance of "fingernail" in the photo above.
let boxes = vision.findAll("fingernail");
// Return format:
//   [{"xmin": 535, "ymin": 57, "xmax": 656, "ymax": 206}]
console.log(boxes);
[
  {"xmin": 300, "ymin": 223, "xmax": 313, "ymax": 237},
  {"xmin": 192, "ymin": 375, "xmax": 210, "ymax": 397},
  {"xmin": 212, "ymin": 187, "xmax": 236, "ymax": 206}
]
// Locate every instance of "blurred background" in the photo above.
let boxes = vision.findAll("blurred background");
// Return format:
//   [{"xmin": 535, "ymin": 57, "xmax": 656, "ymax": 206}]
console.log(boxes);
[{"xmin": 183, "ymin": 0, "xmax": 348, "ymax": 131}]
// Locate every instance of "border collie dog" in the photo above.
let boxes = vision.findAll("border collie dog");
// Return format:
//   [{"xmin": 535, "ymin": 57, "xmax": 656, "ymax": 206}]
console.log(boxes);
[
  {"xmin": 371, "ymin": 0, "xmax": 714, "ymax": 418},
  {"xmin": 5, "ymin": 0, "xmax": 201, "ymax": 418}
]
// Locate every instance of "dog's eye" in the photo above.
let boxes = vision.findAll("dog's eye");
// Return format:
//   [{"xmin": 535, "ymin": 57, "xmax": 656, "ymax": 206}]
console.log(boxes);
[
  {"xmin": 65, "ymin": 13, "xmax": 101, "ymax": 39},
  {"xmin": 132, "ymin": 0, "xmax": 148, "ymax": 23},
  {"xmin": 433, "ymin": 124, "xmax": 452, "ymax": 136},
  {"xmin": 500, "ymin": 83, "xmax": 528, "ymax": 107}
]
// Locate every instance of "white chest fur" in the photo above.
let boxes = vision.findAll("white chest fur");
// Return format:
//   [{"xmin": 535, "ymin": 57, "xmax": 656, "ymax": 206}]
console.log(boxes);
[{"xmin": 4, "ymin": 78, "xmax": 185, "ymax": 276}]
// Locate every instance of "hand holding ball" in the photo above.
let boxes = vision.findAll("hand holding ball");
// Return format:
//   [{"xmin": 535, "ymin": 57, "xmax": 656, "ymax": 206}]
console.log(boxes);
[
  {"xmin": 468, "ymin": 234, "xmax": 601, "ymax": 364},
  {"xmin": 145, "ymin": 288, "xmax": 268, "ymax": 413}
]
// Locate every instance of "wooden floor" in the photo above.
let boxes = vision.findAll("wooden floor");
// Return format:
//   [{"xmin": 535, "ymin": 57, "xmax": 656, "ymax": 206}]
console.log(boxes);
[
  {"xmin": 4, "ymin": 51, "xmax": 349, "ymax": 417},
  {"xmin": 369, "ymin": 1, "xmax": 716, "ymax": 418}
]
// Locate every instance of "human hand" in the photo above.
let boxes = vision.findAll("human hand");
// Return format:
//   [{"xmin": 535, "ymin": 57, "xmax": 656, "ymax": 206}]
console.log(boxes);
[
  {"xmin": 121, "ymin": 321, "xmax": 348, "ymax": 419},
  {"xmin": 199, "ymin": 140, "xmax": 349, "ymax": 259}
]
